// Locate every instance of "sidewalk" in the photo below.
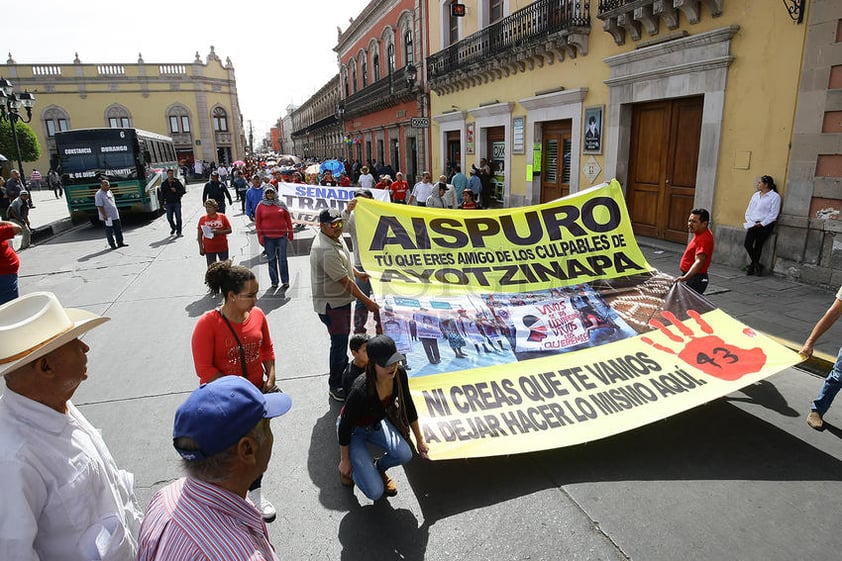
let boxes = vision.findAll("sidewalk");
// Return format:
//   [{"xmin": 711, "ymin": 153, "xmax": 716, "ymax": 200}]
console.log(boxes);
[{"xmin": 23, "ymin": 187, "xmax": 839, "ymax": 376}]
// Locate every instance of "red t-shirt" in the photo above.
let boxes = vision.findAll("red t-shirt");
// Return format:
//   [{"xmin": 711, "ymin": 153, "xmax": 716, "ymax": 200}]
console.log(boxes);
[
  {"xmin": 0, "ymin": 224, "xmax": 20, "ymax": 275},
  {"xmin": 680, "ymin": 228, "xmax": 714, "ymax": 274},
  {"xmin": 191, "ymin": 307, "xmax": 275, "ymax": 389},
  {"xmin": 390, "ymin": 180, "xmax": 409, "ymax": 201},
  {"xmin": 198, "ymin": 213, "xmax": 231, "ymax": 254}
]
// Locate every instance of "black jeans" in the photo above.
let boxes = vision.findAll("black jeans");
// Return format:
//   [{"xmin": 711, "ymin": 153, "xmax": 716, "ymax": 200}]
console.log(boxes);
[{"xmin": 744, "ymin": 222, "xmax": 775, "ymax": 267}]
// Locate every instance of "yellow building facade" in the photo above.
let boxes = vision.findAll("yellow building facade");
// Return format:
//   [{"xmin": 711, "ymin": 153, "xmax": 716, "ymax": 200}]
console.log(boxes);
[
  {"xmin": 1, "ymin": 47, "xmax": 246, "ymax": 177},
  {"xmin": 428, "ymin": 1, "xmax": 840, "ymax": 281}
]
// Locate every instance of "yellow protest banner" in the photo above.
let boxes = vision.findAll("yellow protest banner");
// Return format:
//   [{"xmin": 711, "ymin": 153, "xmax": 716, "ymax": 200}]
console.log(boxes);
[
  {"xmin": 352, "ymin": 180, "xmax": 802, "ymax": 460},
  {"xmin": 354, "ymin": 179, "xmax": 651, "ymax": 297}
]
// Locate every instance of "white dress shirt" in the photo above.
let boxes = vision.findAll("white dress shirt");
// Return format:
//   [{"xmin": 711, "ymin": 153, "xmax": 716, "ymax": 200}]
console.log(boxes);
[
  {"xmin": 743, "ymin": 189, "xmax": 782, "ymax": 228},
  {"xmin": 0, "ymin": 388, "xmax": 142, "ymax": 561}
]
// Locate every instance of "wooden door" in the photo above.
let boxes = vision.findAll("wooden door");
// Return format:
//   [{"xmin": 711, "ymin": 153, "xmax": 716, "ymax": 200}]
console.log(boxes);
[
  {"xmin": 540, "ymin": 120, "xmax": 572, "ymax": 202},
  {"xmin": 627, "ymin": 97, "xmax": 703, "ymax": 242}
]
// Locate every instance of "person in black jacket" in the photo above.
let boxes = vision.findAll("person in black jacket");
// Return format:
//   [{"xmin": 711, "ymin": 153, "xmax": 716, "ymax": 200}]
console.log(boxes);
[
  {"xmin": 159, "ymin": 168, "xmax": 186, "ymax": 236},
  {"xmin": 201, "ymin": 171, "xmax": 232, "ymax": 214},
  {"xmin": 336, "ymin": 335, "xmax": 429, "ymax": 500}
]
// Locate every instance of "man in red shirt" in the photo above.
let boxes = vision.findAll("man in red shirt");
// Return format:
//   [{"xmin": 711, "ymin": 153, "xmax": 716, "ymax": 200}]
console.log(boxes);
[
  {"xmin": 676, "ymin": 208, "xmax": 714, "ymax": 294},
  {"xmin": 389, "ymin": 172, "xmax": 409, "ymax": 203}
]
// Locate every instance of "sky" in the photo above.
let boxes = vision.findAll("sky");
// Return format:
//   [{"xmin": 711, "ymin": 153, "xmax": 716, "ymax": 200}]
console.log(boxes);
[{"xmin": 4, "ymin": 0, "xmax": 371, "ymax": 143}]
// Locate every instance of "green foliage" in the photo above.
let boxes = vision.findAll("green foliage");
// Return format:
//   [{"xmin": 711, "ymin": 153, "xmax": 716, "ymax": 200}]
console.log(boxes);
[{"xmin": 0, "ymin": 119, "xmax": 41, "ymax": 163}]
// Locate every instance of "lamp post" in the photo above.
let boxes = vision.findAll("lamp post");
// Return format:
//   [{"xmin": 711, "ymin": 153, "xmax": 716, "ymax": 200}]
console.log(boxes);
[{"xmin": 0, "ymin": 78, "xmax": 36, "ymax": 176}]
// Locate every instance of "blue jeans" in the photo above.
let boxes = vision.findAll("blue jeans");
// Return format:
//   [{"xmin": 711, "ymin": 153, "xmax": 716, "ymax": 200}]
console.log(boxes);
[
  {"xmin": 205, "ymin": 250, "xmax": 229, "ymax": 267},
  {"xmin": 338, "ymin": 417, "xmax": 413, "ymax": 500},
  {"xmin": 812, "ymin": 346, "xmax": 842, "ymax": 415},
  {"xmin": 318, "ymin": 303, "xmax": 351, "ymax": 389},
  {"xmin": 0, "ymin": 273, "xmax": 18, "ymax": 305},
  {"xmin": 264, "ymin": 236, "xmax": 289, "ymax": 286},
  {"xmin": 165, "ymin": 202, "xmax": 183, "ymax": 235},
  {"xmin": 105, "ymin": 219, "xmax": 124, "ymax": 248}
]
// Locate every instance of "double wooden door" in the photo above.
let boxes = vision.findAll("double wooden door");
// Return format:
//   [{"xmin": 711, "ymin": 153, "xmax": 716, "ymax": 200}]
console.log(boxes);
[
  {"xmin": 540, "ymin": 120, "xmax": 572, "ymax": 203},
  {"xmin": 627, "ymin": 96, "xmax": 703, "ymax": 242}
]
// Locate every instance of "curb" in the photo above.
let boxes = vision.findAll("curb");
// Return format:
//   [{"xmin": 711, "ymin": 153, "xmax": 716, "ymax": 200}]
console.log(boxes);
[{"xmin": 31, "ymin": 217, "xmax": 77, "ymax": 244}]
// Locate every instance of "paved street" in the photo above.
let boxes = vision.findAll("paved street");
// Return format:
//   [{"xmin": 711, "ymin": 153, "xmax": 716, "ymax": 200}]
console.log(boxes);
[{"xmin": 9, "ymin": 185, "xmax": 842, "ymax": 560}]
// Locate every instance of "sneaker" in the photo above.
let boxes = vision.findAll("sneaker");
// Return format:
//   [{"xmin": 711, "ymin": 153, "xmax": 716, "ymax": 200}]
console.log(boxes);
[
  {"xmin": 281, "ymin": 283, "xmax": 290, "ymax": 289},
  {"xmin": 170, "ymin": 229, "xmax": 175, "ymax": 235},
  {"xmin": 329, "ymin": 387, "xmax": 347, "ymax": 402},
  {"xmin": 339, "ymin": 472, "xmax": 354, "ymax": 487},
  {"xmin": 247, "ymin": 488, "xmax": 277, "ymax": 523},
  {"xmin": 379, "ymin": 470, "xmax": 398, "ymax": 497},
  {"xmin": 807, "ymin": 410, "xmax": 824, "ymax": 431}
]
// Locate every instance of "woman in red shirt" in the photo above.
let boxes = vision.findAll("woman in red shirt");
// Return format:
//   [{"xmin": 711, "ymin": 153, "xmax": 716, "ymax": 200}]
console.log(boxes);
[
  {"xmin": 191, "ymin": 260, "xmax": 278, "ymax": 521},
  {"xmin": 255, "ymin": 186, "xmax": 294, "ymax": 290},
  {"xmin": 459, "ymin": 188, "xmax": 478, "ymax": 209},
  {"xmin": 196, "ymin": 199, "xmax": 232, "ymax": 266}
]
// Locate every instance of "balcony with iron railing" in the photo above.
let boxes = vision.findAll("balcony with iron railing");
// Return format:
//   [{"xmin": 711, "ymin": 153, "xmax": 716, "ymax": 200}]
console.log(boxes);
[
  {"xmin": 596, "ymin": 0, "xmax": 723, "ymax": 45},
  {"xmin": 427, "ymin": 0, "xmax": 591, "ymax": 95},
  {"xmin": 342, "ymin": 69, "xmax": 417, "ymax": 119}
]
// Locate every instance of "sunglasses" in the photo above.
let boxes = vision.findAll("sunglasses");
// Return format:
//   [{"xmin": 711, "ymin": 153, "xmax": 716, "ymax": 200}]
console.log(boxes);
[{"xmin": 328, "ymin": 221, "xmax": 344, "ymax": 229}]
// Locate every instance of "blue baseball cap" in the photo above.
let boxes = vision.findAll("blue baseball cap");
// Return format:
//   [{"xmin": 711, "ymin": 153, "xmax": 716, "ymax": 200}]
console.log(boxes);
[{"xmin": 173, "ymin": 376, "xmax": 292, "ymax": 461}]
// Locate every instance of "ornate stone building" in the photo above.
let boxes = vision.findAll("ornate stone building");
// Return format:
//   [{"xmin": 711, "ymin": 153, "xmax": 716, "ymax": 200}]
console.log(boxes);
[{"xmin": 1, "ymin": 47, "xmax": 246, "ymax": 173}]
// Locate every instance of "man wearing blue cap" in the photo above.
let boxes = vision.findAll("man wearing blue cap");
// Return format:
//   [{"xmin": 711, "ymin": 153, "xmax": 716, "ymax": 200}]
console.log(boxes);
[{"xmin": 137, "ymin": 377, "xmax": 292, "ymax": 561}]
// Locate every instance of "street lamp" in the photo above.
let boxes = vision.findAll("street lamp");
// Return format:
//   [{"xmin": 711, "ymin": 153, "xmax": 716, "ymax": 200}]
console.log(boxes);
[{"xmin": 0, "ymin": 78, "xmax": 36, "ymax": 176}]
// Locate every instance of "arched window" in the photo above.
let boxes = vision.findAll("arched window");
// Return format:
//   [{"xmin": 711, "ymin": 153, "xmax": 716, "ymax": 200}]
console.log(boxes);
[
  {"xmin": 212, "ymin": 107, "xmax": 228, "ymax": 132},
  {"xmin": 42, "ymin": 107, "xmax": 70, "ymax": 138},
  {"xmin": 387, "ymin": 44, "xmax": 395, "ymax": 75},
  {"xmin": 404, "ymin": 30, "xmax": 414, "ymax": 65},
  {"xmin": 105, "ymin": 104, "xmax": 131, "ymax": 128},
  {"xmin": 351, "ymin": 62, "xmax": 358, "ymax": 93},
  {"xmin": 166, "ymin": 104, "xmax": 192, "ymax": 134},
  {"xmin": 373, "ymin": 53, "xmax": 381, "ymax": 81},
  {"xmin": 362, "ymin": 58, "xmax": 368, "ymax": 87}
]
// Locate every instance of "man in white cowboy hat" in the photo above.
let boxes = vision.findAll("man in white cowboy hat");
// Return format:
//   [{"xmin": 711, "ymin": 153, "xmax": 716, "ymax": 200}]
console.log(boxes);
[{"xmin": 0, "ymin": 292, "xmax": 143, "ymax": 560}]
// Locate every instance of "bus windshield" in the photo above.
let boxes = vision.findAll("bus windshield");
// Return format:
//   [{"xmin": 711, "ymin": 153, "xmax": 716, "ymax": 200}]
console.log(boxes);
[{"xmin": 58, "ymin": 130, "xmax": 142, "ymax": 185}]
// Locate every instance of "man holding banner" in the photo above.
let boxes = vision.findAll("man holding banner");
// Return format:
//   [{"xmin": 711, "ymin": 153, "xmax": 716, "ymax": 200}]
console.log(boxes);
[
  {"xmin": 310, "ymin": 208, "xmax": 380, "ymax": 402},
  {"xmin": 801, "ymin": 288, "xmax": 842, "ymax": 431},
  {"xmin": 675, "ymin": 209, "xmax": 714, "ymax": 295}
]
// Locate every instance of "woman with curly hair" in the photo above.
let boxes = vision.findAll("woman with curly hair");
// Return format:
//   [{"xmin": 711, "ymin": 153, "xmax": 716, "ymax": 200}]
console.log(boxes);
[{"xmin": 190, "ymin": 260, "xmax": 279, "ymax": 522}]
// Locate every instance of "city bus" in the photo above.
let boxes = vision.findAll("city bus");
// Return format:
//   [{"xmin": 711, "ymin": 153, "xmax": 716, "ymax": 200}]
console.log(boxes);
[{"xmin": 54, "ymin": 128, "xmax": 182, "ymax": 223}]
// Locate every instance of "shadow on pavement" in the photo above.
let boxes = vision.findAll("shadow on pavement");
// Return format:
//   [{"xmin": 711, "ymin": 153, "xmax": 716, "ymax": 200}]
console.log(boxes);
[
  {"xmin": 149, "ymin": 236, "xmax": 179, "ymax": 248},
  {"xmin": 257, "ymin": 291, "xmax": 290, "ymax": 314},
  {"xmin": 308, "ymin": 404, "xmax": 359, "ymax": 512},
  {"xmin": 726, "ymin": 379, "xmax": 799, "ymax": 417},
  {"xmin": 337, "ymin": 500, "xmax": 429, "ymax": 561},
  {"xmin": 400, "ymin": 399, "xmax": 842, "ymax": 525},
  {"xmin": 184, "ymin": 293, "xmax": 219, "ymax": 317}
]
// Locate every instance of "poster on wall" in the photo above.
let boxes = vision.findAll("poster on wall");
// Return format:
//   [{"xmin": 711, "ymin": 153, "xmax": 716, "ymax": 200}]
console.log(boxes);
[
  {"xmin": 583, "ymin": 105, "xmax": 604, "ymax": 154},
  {"xmin": 466, "ymin": 122, "xmax": 475, "ymax": 155},
  {"xmin": 512, "ymin": 117, "xmax": 525, "ymax": 154}
]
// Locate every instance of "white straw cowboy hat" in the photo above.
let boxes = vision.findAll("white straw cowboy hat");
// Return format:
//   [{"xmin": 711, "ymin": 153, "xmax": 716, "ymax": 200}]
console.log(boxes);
[{"xmin": 0, "ymin": 292, "xmax": 109, "ymax": 377}]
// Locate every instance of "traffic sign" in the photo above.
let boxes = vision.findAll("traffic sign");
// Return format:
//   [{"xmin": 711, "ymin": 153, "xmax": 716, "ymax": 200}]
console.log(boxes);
[{"xmin": 411, "ymin": 117, "xmax": 430, "ymax": 128}]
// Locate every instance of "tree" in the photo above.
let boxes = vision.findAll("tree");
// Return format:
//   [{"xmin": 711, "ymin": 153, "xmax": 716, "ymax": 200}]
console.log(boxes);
[{"xmin": 0, "ymin": 120, "xmax": 41, "ymax": 164}]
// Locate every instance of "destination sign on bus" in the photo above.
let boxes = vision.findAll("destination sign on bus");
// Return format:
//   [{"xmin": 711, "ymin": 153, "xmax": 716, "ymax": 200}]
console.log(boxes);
[{"xmin": 101, "ymin": 145, "xmax": 128, "ymax": 153}]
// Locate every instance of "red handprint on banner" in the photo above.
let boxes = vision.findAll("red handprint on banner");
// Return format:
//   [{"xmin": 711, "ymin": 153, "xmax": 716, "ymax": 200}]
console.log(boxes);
[{"xmin": 641, "ymin": 310, "xmax": 767, "ymax": 380}]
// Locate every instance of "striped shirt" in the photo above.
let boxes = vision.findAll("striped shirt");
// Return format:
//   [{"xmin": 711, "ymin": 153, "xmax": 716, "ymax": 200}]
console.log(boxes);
[{"xmin": 138, "ymin": 477, "xmax": 279, "ymax": 561}]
